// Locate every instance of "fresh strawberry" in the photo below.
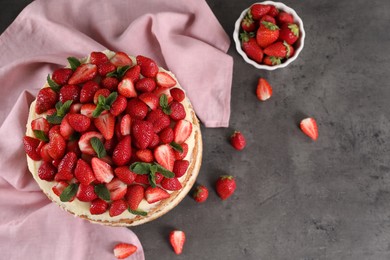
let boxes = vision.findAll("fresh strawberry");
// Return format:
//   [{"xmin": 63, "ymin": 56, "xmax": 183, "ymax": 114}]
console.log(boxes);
[
  {"xmin": 90, "ymin": 198, "xmax": 108, "ymax": 215},
  {"xmin": 250, "ymin": 4, "xmax": 271, "ymax": 20},
  {"xmin": 267, "ymin": 5, "xmax": 279, "ymax": 17},
  {"xmin": 139, "ymin": 92, "xmax": 159, "ymax": 110},
  {"xmin": 173, "ymin": 142, "xmax": 188, "ymax": 160},
  {"xmin": 101, "ymin": 77, "xmax": 119, "ymax": 91},
  {"xmin": 277, "ymin": 11, "xmax": 294, "ymax": 24},
  {"xmin": 135, "ymin": 149, "xmax": 154, "ymax": 163},
  {"xmin": 74, "ymin": 158, "xmax": 96, "ymax": 185},
  {"xmin": 154, "ymin": 144, "xmax": 175, "ymax": 171},
  {"xmin": 230, "ymin": 131, "xmax": 246, "ymax": 150},
  {"xmin": 78, "ymin": 131, "xmax": 104, "ymax": 155},
  {"xmin": 300, "ymin": 117, "xmax": 318, "ymax": 141},
  {"xmin": 145, "ymin": 186, "xmax": 170, "ymax": 203},
  {"xmin": 93, "ymin": 88, "xmax": 111, "ymax": 104},
  {"xmin": 192, "ymin": 185, "xmax": 209, "ymax": 203},
  {"xmin": 173, "ymin": 160, "xmax": 189, "ymax": 178},
  {"xmin": 69, "ymin": 103, "xmax": 82, "ymax": 114},
  {"xmin": 31, "ymin": 117, "xmax": 50, "ymax": 135},
  {"xmin": 80, "ymin": 81, "xmax": 100, "ymax": 103},
  {"xmin": 134, "ymin": 174, "xmax": 150, "ymax": 185},
  {"xmin": 119, "ymin": 114, "xmax": 131, "ymax": 136},
  {"xmin": 68, "ymin": 63, "xmax": 98, "ymax": 85},
  {"xmin": 90, "ymin": 51, "xmax": 109, "ymax": 65},
  {"xmin": 126, "ymin": 184, "xmax": 145, "ymax": 210},
  {"xmin": 77, "ymin": 184, "xmax": 98, "ymax": 202},
  {"xmin": 156, "ymin": 71, "xmax": 177, "ymax": 88},
  {"xmin": 279, "ymin": 23, "xmax": 300, "ymax": 45},
  {"xmin": 80, "ymin": 103, "xmax": 97, "ymax": 118},
  {"xmin": 52, "ymin": 68, "xmax": 73, "ymax": 85},
  {"xmin": 146, "ymin": 109, "xmax": 171, "ymax": 133},
  {"xmin": 161, "ymin": 177, "xmax": 182, "ymax": 191},
  {"xmin": 47, "ymin": 133, "xmax": 66, "ymax": 160},
  {"xmin": 126, "ymin": 98, "xmax": 148, "ymax": 120},
  {"xmin": 110, "ymin": 52, "xmax": 132, "ymax": 67},
  {"xmin": 104, "ymin": 137, "xmax": 117, "ymax": 154},
  {"xmin": 264, "ymin": 41, "xmax": 293, "ymax": 58},
  {"xmin": 55, "ymin": 152, "xmax": 77, "ymax": 181},
  {"xmin": 39, "ymin": 143, "xmax": 53, "ymax": 161},
  {"xmin": 153, "ymin": 87, "xmax": 173, "ymax": 104},
  {"xmin": 113, "ymin": 243, "xmax": 137, "ymax": 259},
  {"xmin": 97, "ymin": 62, "xmax": 116, "ymax": 77},
  {"xmin": 38, "ymin": 161, "xmax": 56, "ymax": 181},
  {"xmin": 52, "ymin": 158, "xmax": 62, "ymax": 168},
  {"xmin": 256, "ymin": 78, "xmax": 273, "ymax": 101},
  {"xmin": 112, "ymin": 135, "xmax": 132, "ymax": 166},
  {"xmin": 118, "ymin": 78, "xmax": 137, "ymax": 98},
  {"xmin": 169, "ymin": 101, "xmax": 186, "ymax": 121},
  {"xmin": 241, "ymin": 32, "xmax": 263, "ymax": 63},
  {"xmin": 114, "ymin": 166, "xmax": 137, "ymax": 184},
  {"xmin": 35, "ymin": 87, "xmax": 58, "ymax": 114},
  {"xmin": 59, "ymin": 84, "xmax": 80, "ymax": 103},
  {"xmin": 256, "ymin": 21, "xmax": 280, "ymax": 48},
  {"xmin": 170, "ymin": 88, "xmax": 185, "ymax": 102},
  {"xmin": 94, "ymin": 113, "xmax": 115, "ymax": 140},
  {"xmin": 159, "ymin": 127, "xmax": 174, "ymax": 144},
  {"xmin": 91, "ymin": 157, "xmax": 114, "ymax": 183},
  {"xmin": 124, "ymin": 64, "xmax": 141, "ymax": 83},
  {"xmin": 260, "ymin": 14, "xmax": 276, "ymax": 24},
  {"xmin": 173, "ymin": 120, "xmax": 192, "ymax": 144},
  {"xmin": 216, "ymin": 175, "xmax": 236, "ymax": 200},
  {"xmin": 262, "ymin": 55, "xmax": 282, "ymax": 66},
  {"xmin": 132, "ymin": 120, "xmax": 154, "ymax": 149},
  {"xmin": 135, "ymin": 77, "xmax": 156, "ymax": 93},
  {"xmin": 241, "ymin": 15, "xmax": 256, "ymax": 32},
  {"xmin": 136, "ymin": 55, "xmax": 159, "ymax": 78},
  {"xmin": 52, "ymin": 181, "xmax": 70, "ymax": 197},
  {"xmin": 109, "ymin": 199, "xmax": 128, "ymax": 217},
  {"xmin": 106, "ymin": 178, "xmax": 127, "ymax": 201},
  {"xmin": 48, "ymin": 125, "xmax": 61, "ymax": 137},
  {"xmin": 169, "ymin": 230, "xmax": 186, "ymax": 255},
  {"xmin": 110, "ymin": 94, "xmax": 127, "ymax": 116},
  {"xmin": 67, "ymin": 114, "xmax": 91, "ymax": 132},
  {"xmin": 148, "ymin": 133, "xmax": 160, "ymax": 149},
  {"xmin": 66, "ymin": 139, "xmax": 81, "ymax": 156}
]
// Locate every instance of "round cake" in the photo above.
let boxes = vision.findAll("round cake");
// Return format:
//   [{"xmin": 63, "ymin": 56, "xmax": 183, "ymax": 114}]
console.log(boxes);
[{"xmin": 23, "ymin": 50, "xmax": 202, "ymax": 226}]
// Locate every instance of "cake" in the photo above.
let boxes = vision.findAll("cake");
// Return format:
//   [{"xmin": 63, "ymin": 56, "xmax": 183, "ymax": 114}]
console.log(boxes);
[{"xmin": 23, "ymin": 50, "xmax": 202, "ymax": 226}]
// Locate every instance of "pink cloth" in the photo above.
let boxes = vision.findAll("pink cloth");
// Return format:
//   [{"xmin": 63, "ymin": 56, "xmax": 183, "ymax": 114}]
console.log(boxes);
[{"xmin": 0, "ymin": 0, "xmax": 232, "ymax": 259}]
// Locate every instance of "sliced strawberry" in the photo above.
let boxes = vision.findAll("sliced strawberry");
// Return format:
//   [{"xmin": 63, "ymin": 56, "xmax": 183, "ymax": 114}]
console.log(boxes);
[
  {"xmin": 35, "ymin": 87, "xmax": 58, "ymax": 114},
  {"xmin": 52, "ymin": 68, "xmax": 73, "ymax": 85},
  {"xmin": 256, "ymin": 78, "xmax": 273, "ymax": 101},
  {"xmin": 113, "ymin": 243, "xmax": 137, "ymax": 259},
  {"xmin": 139, "ymin": 92, "xmax": 159, "ymax": 110},
  {"xmin": 170, "ymin": 88, "xmax": 185, "ymax": 102},
  {"xmin": 173, "ymin": 160, "xmax": 189, "ymax": 178},
  {"xmin": 68, "ymin": 63, "xmax": 98, "ymax": 85},
  {"xmin": 74, "ymin": 158, "xmax": 96, "ymax": 185},
  {"xmin": 47, "ymin": 133, "xmax": 66, "ymax": 160},
  {"xmin": 154, "ymin": 144, "xmax": 175, "ymax": 171},
  {"xmin": 80, "ymin": 81, "xmax": 100, "ymax": 103},
  {"xmin": 78, "ymin": 131, "xmax": 104, "ymax": 155},
  {"xmin": 300, "ymin": 117, "xmax": 318, "ymax": 141},
  {"xmin": 59, "ymin": 114, "xmax": 74, "ymax": 140},
  {"xmin": 132, "ymin": 120, "xmax": 154, "ymax": 149},
  {"xmin": 135, "ymin": 77, "xmax": 156, "ymax": 93},
  {"xmin": 90, "ymin": 51, "xmax": 109, "ymax": 65},
  {"xmin": 118, "ymin": 78, "xmax": 137, "ymax": 98},
  {"xmin": 38, "ymin": 161, "xmax": 56, "ymax": 181},
  {"xmin": 80, "ymin": 103, "xmax": 97, "ymax": 118},
  {"xmin": 136, "ymin": 55, "xmax": 159, "ymax": 78},
  {"xmin": 110, "ymin": 95, "xmax": 127, "ymax": 116},
  {"xmin": 93, "ymin": 88, "xmax": 111, "ymax": 104},
  {"xmin": 135, "ymin": 149, "xmax": 154, "ymax": 163},
  {"xmin": 112, "ymin": 135, "xmax": 132, "ymax": 166},
  {"xmin": 169, "ymin": 101, "xmax": 186, "ymax": 121},
  {"xmin": 153, "ymin": 87, "xmax": 173, "ymax": 104},
  {"xmin": 94, "ymin": 113, "xmax": 115, "ymax": 140},
  {"xmin": 156, "ymin": 71, "xmax": 176, "ymax": 88},
  {"xmin": 77, "ymin": 184, "xmax": 98, "ymax": 202},
  {"xmin": 169, "ymin": 230, "xmax": 186, "ymax": 255},
  {"xmin": 114, "ymin": 166, "xmax": 137, "ymax": 184},
  {"xmin": 90, "ymin": 198, "xmax": 108, "ymax": 215},
  {"xmin": 69, "ymin": 103, "xmax": 82, "ymax": 114},
  {"xmin": 67, "ymin": 114, "xmax": 91, "ymax": 132},
  {"xmin": 126, "ymin": 184, "xmax": 145, "ymax": 211},
  {"xmin": 31, "ymin": 117, "xmax": 50, "ymax": 135},
  {"xmin": 39, "ymin": 143, "xmax": 53, "ymax": 161},
  {"xmin": 159, "ymin": 127, "xmax": 174, "ymax": 144},
  {"xmin": 161, "ymin": 177, "xmax": 182, "ymax": 191},
  {"xmin": 173, "ymin": 120, "xmax": 192, "ymax": 144},
  {"xmin": 52, "ymin": 181, "xmax": 70, "ymax": 197},
  {"xmin": 110, "ymin": 52, "xmax": 132, "ymax": 67},
  {"xmin": 145, "ymin": 186, "xmax": 170, "ymax": 203},
  {"xmin": 97, "ymin": 62, "xmax": 116, "ymax": 77},
  {"xmin": 120, "ymin": 114, "xmax": 131, "ymax": 136},
  {"xmin": 23, "ymin": 136, "xmax": 42, "ymax": 161},
  {"xmin": 109, "ymin": 199, "xmax": 128, "ymax": 217},
  {"xmin": 91, "ymin": 157, "xmax": 114, "ymax": 183},
  {"xmin": 173, "ymin": 142, "xmax": 188, "ymax": 160},
  {"xmin": 126, "ymin": 98, "xmax": 149, "ymax": 121},
  {"xmin": 59, "ymin": 84, "xmax": 80, "ymax": 103},
  {"xmin": 106, "ymin": 178, "xmax": 127, "ymax": 201},
  {"xmin": 124, "ymin": 64, "xmax": 141, "ymax": 83}
]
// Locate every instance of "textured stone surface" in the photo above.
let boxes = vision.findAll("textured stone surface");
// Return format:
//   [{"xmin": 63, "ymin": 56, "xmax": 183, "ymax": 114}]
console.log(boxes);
[{"xmin": 3, "ymin": 0, "xmax": 390, "ymax": 259}]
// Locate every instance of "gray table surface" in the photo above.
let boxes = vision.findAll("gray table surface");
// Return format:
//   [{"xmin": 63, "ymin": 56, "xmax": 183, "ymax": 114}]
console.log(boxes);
[{"xmin": 2, "ymin": 0, "xmax": 390, "ymax": 259}]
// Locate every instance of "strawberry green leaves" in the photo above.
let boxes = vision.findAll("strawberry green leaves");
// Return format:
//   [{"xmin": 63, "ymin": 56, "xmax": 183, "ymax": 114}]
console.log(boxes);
[
  {"xmin": 130, "ymin": 162, "xmax": 174, "ymax": 187},
  {"xmin": 90, "ymin": 137, "xmax": 107, "ymax": 158},
  {"xmin": 160, "ymin": 94, "xmax": 171, "ymax": 115},
  {"xmin": 92, "ymin": 92, "xmax": 118, "ymax": 118},
  {"xmin": 46, "ymin": 100, "xmax": 73, "ymax": 124}
]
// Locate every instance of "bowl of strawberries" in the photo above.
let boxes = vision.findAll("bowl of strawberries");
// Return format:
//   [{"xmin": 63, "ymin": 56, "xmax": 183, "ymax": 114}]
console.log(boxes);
[{"xmin": 233, "ymin": 1, "xmax": 305, "ymax": 70}]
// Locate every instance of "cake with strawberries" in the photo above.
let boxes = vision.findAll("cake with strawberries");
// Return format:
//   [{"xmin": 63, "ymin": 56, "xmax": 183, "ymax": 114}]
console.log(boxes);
[{"xmin": 23, "ymin": 50, "xmax": 202, "ymax": 226}]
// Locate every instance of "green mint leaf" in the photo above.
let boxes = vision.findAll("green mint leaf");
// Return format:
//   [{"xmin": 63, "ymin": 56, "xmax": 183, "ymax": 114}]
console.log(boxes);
[
  {"xmin": 154, "ymin": 163, "xmax": 175, "ymax": 178},
  {"xmin": 98, "ymin": 95, "xmax": 105, "ymax": 105},
  {"xmin": 60, "ymin": 183, "xmax": 79, "ymax": 202},
  {"xmin": 90, "ymin": 137, "xmax": 106, "ymax": 158},
  {"xmin": 67, "ymin": 57, "xmax": 81, "ymax": 71},
  {"xmin": 57, "ymin": 100, "xmax": 73, "ymax": 117},
  {"xmin": 55, "ymin": 101, "xmax": 62, "ymax": 111},
  {"xmin": 46, "ymin": 114, "xmax": 63, "ymax": 124},
  {"xmin": 128, "ymin": 208, "xmax": 148, "ymax": 216},
  {"xmin": 149, "ymin": 172, "xmax": 157, "ymax": 188},
  {"xmin": 170, "ymin": 142, "xmax": 183, "ymax": 153},
  {"xmin": 33, "ymin": 130, "xmax": 49, "ymax": 142},
  {"xmin": 105, "ymin": 92, "xmax": 118, "ymax": 107},
  {"xmin": 130, "ymin": 162, "xmax": 152, "ymax": 174},
  {"xmin": 94, "ymin": 184, "xmax": 111, "ymax": 201},
  {"xmin": 47, "ymin": 75, "xmax": 61, "ymax": 92},
  {"xmin": 116, "ymin": 66, "xmax": 131, "ymax": 78},
  {"xmin": 106, "ymin": 71, "xmax": 118, "ymax": 78},
  {"xmin": 162, "ymin": 106, "xmax": 172, "ymax": 115},
  {"xmin": 159, "ymin": 94, "xmax": 168, "ymax": 108},
  {"xmin": 92, "ymin": 105, "xmax": 105, "ymax": 118},
  {"xmin": 69, "ymin": 132, "xmax": 80, "ymax": 142}
]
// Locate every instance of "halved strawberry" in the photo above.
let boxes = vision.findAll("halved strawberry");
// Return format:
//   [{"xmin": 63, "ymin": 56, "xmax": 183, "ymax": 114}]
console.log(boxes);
[
  {"xmin": 135, "ymin": 149, "xmax": 154, "ymax": 163},
  {"xmin": 74, "ymin": 158, "xmax": 96, "ymax": 185},
  {"xmin": 170, "ymin": 88, "xmax": 185, "ymax": 102},
  {"xmin": 154, "ymin": 144, "xmax": 175, "ymax": 171},
  {"xmin": 173, "ymin": 120, "xmax": 192, "ymax": 144},
  {"xmin": 120, "ymin": 114, "xmax": 131, "ymax": 136},
  {"xmin": 126, "ymin": 184, "xmax": 145, "ymax": 211},
  {"xmin": 106, "ymin": 178, "xmax": 127, "ymax": 201},
  {"xmin": 256, "ymin": 78, "xmax": 273, "ymax": 101},
  {"xmin": 139, "ymin": 92, "xmax": 159, "ymax": 110},
  {"xmin": 52, "ymin": 181, "xmax": 70, "ymax": 197},
  {"xmin": 112, "ymin": 135, "xmax": 132, "ymax": 166},
  {"xmin": 23, "ymin": 136, "xmax": 42, "ymax": 161},
  {"xmin": 300, "ymin": 117, "xmax": 318, "ymax": 141},
  {"xmin": 39, "ymin": 143, "xmax": 53, "ymax": 161},
  {"xmin": 114, "ymin": 166, "xmax": 137, "ymax": 184},
  {"xmin": 153, "ymin": 87, "xmax": 173, "ymax": 104},
  {"xmin": 109, "ymin": 199, "xmax": 128, "ymax": 217},
  {"xmin": 80, "ymin": 103, "xmax": 97, "ymax": 118},
  {"xmin": 136, "ymin": 55, "xmax": 159, "ymax": 78},
  {"xmin": 132, "ymin": 120, "xmax": 154, "ymax": 149},
  {"xmin": 90, "ymin": 198, "xmax": 108, "ymax": 215},
  {"xmin": 161, "ymin": 177, "xmax": 182, "ymax": 191},
  {"xmin": 110, "ymin": 95, "xmax": 127, "ymax": 116},
  {"xmin": 110, "ymin": 52, "xmax": 132, "ymax": 67},
  {"xmin": 156, "ymin": 71, "xmax": 176, "ymax": 88},
  {"xmin": 124, "ymin": 64, "xmax": 141, "ymax": 83},
  {"xmin": 47, "ymin": 133, "xmax": 66, "ymax": 160},
  {"xmin": 78, "ymin": 131, "xmax": 104, "ymax": 155},
  {"xmin": 135, "ymin": 77, "xmax": 156, "ymax": 93},
  {"xmin": 90, "ymin": 52, "xmax": 109, "ymax": 65},
  {"xmin": 94, "ymin": 113, "xmax": 115, "ymax": 140},
  {"xmin": 145, "ymin": 186, "xmax": 170, "ymax": 203},
  {"xmin": 38, "ymin": 161, "xmax": 56, "ymax": 181},
  {"xmin": 31, "ymin": 117, "xmax": 50, "ymax": 135},
  {"xmin": 68, "ymin": 63, "xmax": 98, "ymax": 85},
  {"xmin": 35, "ymin": 87, "xmax": 58, "ymax": 114},
  {"xmin": 80, "ymin": 81, "xmax": 100, "ymax": 103},
  {"xmin": 67, "ymin": 114, "xmax": 91, "ymax": 132},
  {"xmin": 91, "ymin": 157, "xmax": 114, "ymax": 183},
  {"xmin": 52, "ymin": 68, "xmax": 73, "ymax": 85},
  {"xmin": 169, "ymin": 230, "xmax": 186, "ymax": 255},
  {"xmin": 113, "ymin": 243, "xmax": 137, "ymax": 259},
  {"xmin": 69, "ymin": 103, "xmax": 82, "ymax": 114},
  {"xmin": 118, "ymin": 78, "xmax": 137, "ymax": 98},
  {"xmin": 77, "ymin": 184, "xmax": 98, "ymax": 202},
  {"xmin": 59, "ymin": 114, "xmax": 74, "ymax": 140}
]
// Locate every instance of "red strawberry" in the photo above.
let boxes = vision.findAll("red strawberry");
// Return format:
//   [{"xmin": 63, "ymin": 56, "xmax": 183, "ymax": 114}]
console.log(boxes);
[
  {"xmin": 148, "ymin": 133, "xmax": 160, "ymax": 149},
  {"xmin": 68, "ymin": 64, "xmax": 98, "ymax": 85},
  {"xmin": 114, "ymin": 166, "xmax": 137, "ymax": 184},
  {"xmin": 192, "ymin": 185, "xmax": 209, "ymax": 203},
  {"xmin": 156, "ymin": 71, "xmax": 176, "ymax": 88},
  {"xmin": 169, "ymin": 230, "xmax": 186, "ymax": 255},
  {"xmin": 77, "ymin": 184, "xmax": 98, "ymax": 202},
  {"xmin": 230, "ymin": 131, "xmax": 246, "ymax": 150},
  {"xmin": 74, "ymin": 158, "xmax": 96, "ymax": 185},
  {"xmin": 66, "ymin": 139, "xmax": 81, "ymax": 156},
  {"xmin": 78, "ymin": 131, "xmax": 104, "ymax": 155},
  {"xmin": 277, "ymin": 11, "xmax": 294, "ymax": 24},
  {"xmin": 113, "ymin": 243, "xmax": 137, "ymax": 259},
  {"xmin": 256, "ymin": 78, "xmax": 273, "ymax": 101},
  {"xmin": 154, "ymin": 144, "xmax": 175, "ymax": 171},
  {"xmin": 134, "ymin": 174, "xmax": 150, "ymax": 185},
  {"xmin": 135, "ymin": 149, "xmax": 154, "ymax": 163},
  {"xmin": 153, "ymin": 87, "xmax": 173, "ymax": 104},
  {"xmin": 109, "ymin": 199, "xmax": 128, "ymax": 217},
  {"xmin": 110, "ymin": 94, "xmax": 128, "ymax": 116},
  {"xmin": 124, "ymin": 64, "xmax": 141, "ymax": 83},
  {"xmin": 139, "ymin": 92, "xmax": 159, "ymax": 110},
  {"xmin": 106, "ymin": 178, "xmax": 127, "ymax": 201},
  {"xmin": 172, "ymin": 160, "xmax": 189, "ymax": 178},
  {"xmin": 279, "ymin": 23, "xmax": 300, "ymax": 45},
  {"xmin": 241, "ymin": 15, "xmax": 256, "ymax": 32},
  {"xmin": 173, "ymin": 142, "xmax": 188, "ymax": 160},
  {"xmin": 91, "ymin": 157, "xmax": 114, "ymax": 183},
  {"xmin": 38, "ymin": 161, "xmax": 56, "ymax": 181},
  {"xmin": 101, "ymin": 77, "xmax": 119, "ymax": 91},
  {"xmin": 49, "ymin": 125, "xmax": 61, "ymax": 137},
  {"xmin": 262, "ymin": 55, "xmax": 282, "ymax": 66},
  {"xmin": 135, "ymin": 77, "xmax": 156, "ymax": 93},
  {"xmin": 47, "ymin": 133, "xmax": 66, "ymax": 160},
  {"xmin": 31, "ymin": 117, "xmax": 50, "ymax": 135},
  {"xmin": 90, "ymin": 198, "xmax": 108, "ymax": 215},
  {"xmin": 94, "ymin": 113, "xmax": 115, "ymax": 140},
  {"xmin": 132, "ymin": 120, "xmax": 154, "ymax": 149},
  {"xmin": 35, "ymin": 88, "xmax": 58, "ymax": 114},
  {"xmin": 256, "ymin": 21, "xmax": 280, "ymax": 48},
  {"xmin": 159, "ymin": 127, "xmax": 174, "ymax": 144},
  {"xmin": 52, "ymin": 68, "xmax": 73, "ymax": 85},
  {"xmin": 260, "ymin": 14, "xmax": 276, "ymax": 24},
  {"xmin": 39, "ymin": 143, "xmax": 52, "ymax": 161},
  {"xmin": 126, "ymin": 98, "xmax": 148, "ymax": 120},
  {"xmin": 52, "ymin": 181, "xmax": 70, "ymax": 197},
  {"xmin": 112, "ymin": 135, "xmax": 132, "ymax": 166},
  {"xmin": 119, "ymin": 114, "xmax": 131, "ymax": 136},
  {"xmin": 90, "ymin": 51, "xmax": 109, "ymax": 65},
  {"xmin": 93, "ymin": 88, "xmax": 111, "ymax": 104},
  {"xmin": 80, "ymin": 103, "xmax": 97, "ymax": 118},
  {"xmin": 173, "ymin": 120, "xmax": 192, "ymax": 144},
  {"xmin": 126, "ymin": 184, "xmax": 145, "ymax": 211},
  {"xmin": 170, "ymin": 88, "xmax": 185, "ymax": 102},
  {"xmin": 118, "ymin": 78, "xmax": 138, "ymax": 98},
  {"xmin": 145, "ymin": 186, "xmax": 170, "ymax": 203},
  {"xmin": 216, "ymin": 175, "xmax": 236, "ymax": 200},
  {"xmin": 55, "ymin": 152, "xmax": 77, "ymax": 181},
  {"xmin": 136, "ymin": 55, "xmax": 159, "ymax": 78},
  {"xmin": 300, "ymin": 117, "xmax": 318, "ymax": 141},
  {"xmin": 110, "ymin": 52, "xmax": 132, "ymax": 67},
  {"xmin": 69, "ymin": 103, "xmax": 82, "ymax": 114},
  {"xmin": 250, "ymin": 4, "xmax": 271, "ymax": 20},
  {"xmin": 98, "ymin": 62, "xmax": 116, "ymax": 77},
  {"xmin": 80, "ymin": 81, "xmax": 100, "ymax": 103},
  {"xmin": 264, "ymin": 41, "xmax": 293, "ymax": 58},
  {"xmin": 267, "ymin": 5, "xmax": 279, "ymax": 17},
  {"xmin": 146, "ymin": 109, "xmax": 170, "ymax": 133},
  {"xmin": 161, "ymin": 177, "xmax": 182, "ymax": 191},
  {"xmin": 59, "ymin": 84, "xmax": 80, "ymax": 103},
  {"xmin": 169, "ymin": 101, "xmax": 186, "ymax": 121},
  {"xmin": 241, "ymin": 32, "xmax": 263, "ymax": 63},
  {"xmin": 104, "ymin": 137, "xmax": 117, "ymax": 154},
  {"xmin": 67, "ymin": 114, "xmax": 91, "ymax": 132}
]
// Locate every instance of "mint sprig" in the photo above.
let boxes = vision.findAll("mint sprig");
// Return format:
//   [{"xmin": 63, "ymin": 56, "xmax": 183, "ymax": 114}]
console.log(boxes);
[
  {"xmin": 128, "ymin": 208, "xmax": 147, "ymax": 216},
  {"xmin": 92, "ymin": 92, "xmax": 118, "ymax": 118},
  {"xmin": 106, "ymin": 65, "xmax": 131, "ymax": 79},
  {"xmin": 67, "ymin": 57, "xmax": 81, "ymax": 71},
  {"xmin": 46, "ymin": 100, "xmax": 73, "ymax": 124},
  {"xmin": 60, "ymin": 183, "xmax": 79, "ymax": 202},
  {"xmin": 33, "ymin": 130, "xmax": 49, "ymax": 142},
  {"xmin": 170, "ymin": 142, "xmax": 183, "ymax": 153},
  {"xmin": 160, "ymin": 94, "xmax": 171, "ymax": 115},
  {"xmin": 94, "ymin": 184, "xmax": 111, "ymax": 201},
  {"xmin": 47, "ymin": 75, "xmax": 61, "ymax": 92},
  {"xmin": 130, "ymin": 162, "xmax": 175, "ymax": 188},
  {"xmin": 90, "ymin": 137, "xmax": 106, "ymax": 158}
]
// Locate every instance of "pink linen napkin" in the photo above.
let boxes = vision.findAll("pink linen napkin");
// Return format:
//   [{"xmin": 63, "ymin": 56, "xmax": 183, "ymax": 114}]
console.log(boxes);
[{"xmin": 0, "ymin": 0, "xmax": 232, "ymax": 259}]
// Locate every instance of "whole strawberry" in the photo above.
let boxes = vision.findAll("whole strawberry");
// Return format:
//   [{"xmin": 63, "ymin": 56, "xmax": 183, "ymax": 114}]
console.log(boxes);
[
  {"xmin": 241, "ymin": 32, "xmax": 263, "ymax": 63},
  {"xmin": 264, "ymin": 41, "xmax": 293, "ymax": 58},
  {"xmin": 279, "ymin": 23, "xmax": 300, "ymax": 45},
  {"xmin": 241, "ymin": 15, "xmax": 256, "ymax": 32},
  {"xmin": 256, "ymin": 21, "xmax": 280, "ymax": 48},
  {"xmin": 192, "ymin": 185, "xmax": 209, "ymax": 203},
  {"xmin": 216, "ymin": 175, "xmax": 236, "ymax": 200},
  {"xmin": 230, "ymin": 131, "xmax": 246, "ymax": 150},
  {"xmin": 249, "ymin": 4, "xmax": 271, "ymax": 20}
]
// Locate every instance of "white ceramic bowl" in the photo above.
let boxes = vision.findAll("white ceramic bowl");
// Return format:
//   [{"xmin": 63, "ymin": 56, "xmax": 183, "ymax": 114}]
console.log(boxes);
[{"xmin": 233, "ymin": 1, "xmax": 305, "ymax": 70}]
